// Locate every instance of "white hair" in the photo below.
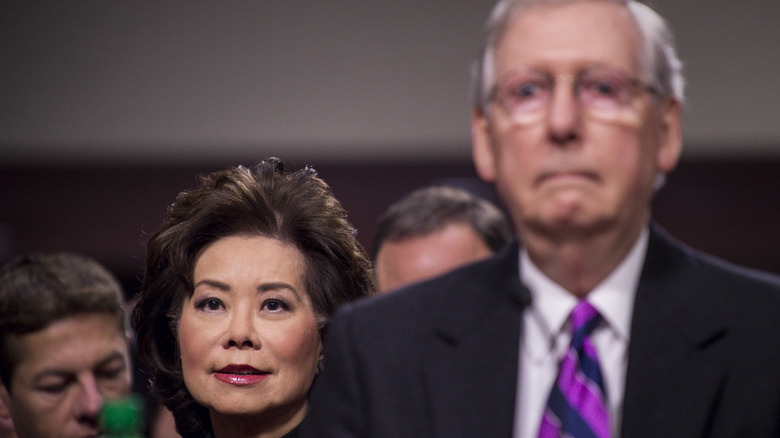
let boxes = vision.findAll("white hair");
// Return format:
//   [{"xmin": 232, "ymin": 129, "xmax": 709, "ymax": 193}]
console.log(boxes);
[{"xmin": 471, "ymin": 0, "xmax": 685, "ymax": 112}]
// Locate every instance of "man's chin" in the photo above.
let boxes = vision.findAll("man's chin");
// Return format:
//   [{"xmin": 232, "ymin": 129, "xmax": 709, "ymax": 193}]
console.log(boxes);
[{"xmin": 522, "ymin": 214, "xmax": 612, "ymax": 240}]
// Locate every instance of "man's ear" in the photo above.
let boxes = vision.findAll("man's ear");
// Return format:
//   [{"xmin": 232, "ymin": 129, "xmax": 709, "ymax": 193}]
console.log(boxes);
[
  {"xmin": 472, "ymin": 108, "xmax": 497, "ymax": 183},
  {"xmin": 0, "ymin": 384, "xmax": 15, "ymax": 437},
  {"xmin": 0, "ymin": 383, "xmax": 13, "ymax": 420},
  {"xmin": 655, "ymin": 97, "xmax": 683, "ymax": 174}
]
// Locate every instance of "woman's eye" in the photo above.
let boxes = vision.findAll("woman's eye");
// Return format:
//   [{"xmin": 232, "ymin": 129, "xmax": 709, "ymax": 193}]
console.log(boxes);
[
  {"xmin": 195, "ymin": 297, "xmax": 224, "ymax": 312},
  {"xmin": 262, "ymin": 299, "xmax": 289, "ymax": 312}
]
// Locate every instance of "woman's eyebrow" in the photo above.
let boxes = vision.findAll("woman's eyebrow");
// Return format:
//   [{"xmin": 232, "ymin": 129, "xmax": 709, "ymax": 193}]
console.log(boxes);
[
  {"xmin": 193, "ymin": 279, "xmax": 230, "ymax": 291},
  {"xmin": 258, "ymin": 282, "xmax": 301, "ymax": 300}
]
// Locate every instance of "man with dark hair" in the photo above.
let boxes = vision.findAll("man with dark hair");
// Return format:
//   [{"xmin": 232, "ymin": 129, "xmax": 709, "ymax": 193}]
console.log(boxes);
[
  {"xmin": 301, "ymin": 1, "xmax": 780, "ymax": 437},
  {"xmin": 0, "ymin": 252, "xmax": 132, "ymax": 438},
  {"xmin": 371, "ymin": 185, "xmax": 512, "ymax": 293}
]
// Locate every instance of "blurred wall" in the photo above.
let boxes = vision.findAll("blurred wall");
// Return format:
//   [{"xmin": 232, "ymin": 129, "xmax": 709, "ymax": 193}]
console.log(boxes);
[
  {"xmin": 1, "ymin": 1, "xmax": 779, "ymax": 294},
  {"xmin": 2, "ymin": 0, "xmax": 780, "ymax": 164}
]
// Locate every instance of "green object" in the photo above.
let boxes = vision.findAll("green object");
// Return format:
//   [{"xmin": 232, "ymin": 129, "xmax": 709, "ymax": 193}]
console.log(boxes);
[{"xmin": 99, "ymin": 394, "xmax": 145, "ymax": 437}]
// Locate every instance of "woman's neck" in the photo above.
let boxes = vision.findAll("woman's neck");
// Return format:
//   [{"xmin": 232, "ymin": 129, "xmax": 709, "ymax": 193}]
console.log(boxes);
[{"xmin": 209, "ymin": 400, "xmax": 306, "ymax": 438}]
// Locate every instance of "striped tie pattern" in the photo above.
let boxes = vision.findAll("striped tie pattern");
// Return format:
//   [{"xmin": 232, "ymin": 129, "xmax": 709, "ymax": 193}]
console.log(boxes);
[{"xmin": 538, "ymin": 300, "xmax": 610, "ymax": 438}]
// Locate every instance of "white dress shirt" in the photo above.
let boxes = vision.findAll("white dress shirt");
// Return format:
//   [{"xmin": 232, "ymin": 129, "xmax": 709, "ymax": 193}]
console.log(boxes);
[{"xmin": 513, "ymin": 229, "xmax": 648, "ymax": 438}]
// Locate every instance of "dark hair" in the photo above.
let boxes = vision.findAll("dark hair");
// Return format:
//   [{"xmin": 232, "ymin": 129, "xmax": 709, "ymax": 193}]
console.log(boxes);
[
  {"xmin": 0, "ymin": 252, "xmax": 125, "ymax": 387},
  {"xmin": 370, "ymin": 185, "xmax": 513, "ymax": 260},
  {"xmin": 131, "ymin": 158, "xmax": 374, "ymax": 437}
]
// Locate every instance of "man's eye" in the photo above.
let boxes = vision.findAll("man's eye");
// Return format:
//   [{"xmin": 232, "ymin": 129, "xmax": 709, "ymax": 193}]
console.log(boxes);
[
  {"xmin": 583, "ymin": 78, "xmax": 622, "ymax": 97},
  {"xmin": 40, "ymin": 385, "xmax": 65, "ymax": 394},
  {"xmin": 37, "ymin": 380, "xmax": 69, "ymax": 394},
  {"xmin": 97, "ymin": 366, "xmax": 126, "ymax": 381},
  {"xmin": 508, "ymin": 81, "xmax": 545, "ymax": 99}
]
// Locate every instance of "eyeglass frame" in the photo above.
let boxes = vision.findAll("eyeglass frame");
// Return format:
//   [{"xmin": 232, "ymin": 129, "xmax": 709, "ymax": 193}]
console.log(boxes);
[{"xmin": 486, "ymin": 64, "xmax": 663, "ymax": 125}]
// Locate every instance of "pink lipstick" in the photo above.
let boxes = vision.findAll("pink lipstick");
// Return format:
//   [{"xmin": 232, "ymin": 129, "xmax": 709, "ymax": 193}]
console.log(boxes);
[{"xmin": 214, "ymin": 364, "xmax": 268, "ymax": 386}]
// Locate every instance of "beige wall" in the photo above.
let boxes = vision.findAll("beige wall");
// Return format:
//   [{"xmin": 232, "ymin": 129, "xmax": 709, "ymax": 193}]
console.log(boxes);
[{"xmin": 2, "ymin": 0, "xmax": 779, "ymax": 165}]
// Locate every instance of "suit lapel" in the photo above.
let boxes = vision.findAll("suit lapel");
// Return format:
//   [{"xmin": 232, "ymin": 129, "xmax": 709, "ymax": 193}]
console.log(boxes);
[
  {"xmin": 621, "ymin": 226, "xmax": 728, "ymax": 438},
  {"xmin": 422, "ymin": 244, "xmax": 530, "ymax": 438},
  {"xmin": 415, "ymin": 227, "xmax": 731, "ymax": 437}
]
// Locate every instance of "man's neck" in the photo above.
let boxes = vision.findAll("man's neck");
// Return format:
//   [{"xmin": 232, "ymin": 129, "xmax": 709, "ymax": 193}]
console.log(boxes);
[{"xmin": 519, "ymin": 221, "xmax": 647, "ymax": 297}]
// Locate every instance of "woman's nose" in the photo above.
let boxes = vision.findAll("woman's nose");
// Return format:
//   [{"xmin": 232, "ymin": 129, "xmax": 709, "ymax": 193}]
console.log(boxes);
[{"xmin": 225, "ymin": 309, "xmax": 261, "ymax": 349}]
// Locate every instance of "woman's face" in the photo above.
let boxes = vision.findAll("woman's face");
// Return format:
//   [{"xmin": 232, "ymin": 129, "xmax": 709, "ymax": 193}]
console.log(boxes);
[{"xmin": 177, "ymin": 234, "xmax": 322, "ymax": 424}]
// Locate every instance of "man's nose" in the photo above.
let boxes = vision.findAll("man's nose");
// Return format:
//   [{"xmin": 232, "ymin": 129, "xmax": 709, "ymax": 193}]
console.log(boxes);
[
  {"xmin": 545, "ymin": 75, "xmax": 582, "ymax": 145},
  {"xmin": 74, "ymin": 376, "xmax": 104, "ymax": 420}
]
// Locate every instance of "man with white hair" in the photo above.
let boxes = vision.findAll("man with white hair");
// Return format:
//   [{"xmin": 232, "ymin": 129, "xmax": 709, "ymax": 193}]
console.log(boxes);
[{"xmin": 301, "ymin": 1, "xmax": 780, "ymax": 436}]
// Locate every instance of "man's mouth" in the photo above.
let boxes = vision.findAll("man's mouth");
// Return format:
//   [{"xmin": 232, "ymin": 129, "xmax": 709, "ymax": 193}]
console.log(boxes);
[{"xmin": 537, "ymin": 170, "xmax": 599, "ymax": 186}]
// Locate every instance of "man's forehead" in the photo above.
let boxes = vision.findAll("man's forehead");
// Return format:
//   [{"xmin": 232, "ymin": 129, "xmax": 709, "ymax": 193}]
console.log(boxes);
[
  {"xmin": 495, "ymin": 1, "xmax": 641, "ymax": 73},
  {"xmin": 8, "ymin": 314, "xmax": 127, "ymax": 376}
]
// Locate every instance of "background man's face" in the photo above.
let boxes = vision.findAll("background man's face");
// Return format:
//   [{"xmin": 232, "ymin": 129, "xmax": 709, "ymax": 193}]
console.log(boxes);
[
  {"xmin": 374, "ymin": 223, "xmax": 494, "ymax": 293},
  {"xmin": 0, "ymin": 313, "xmax": 131, "ymax": 438}
]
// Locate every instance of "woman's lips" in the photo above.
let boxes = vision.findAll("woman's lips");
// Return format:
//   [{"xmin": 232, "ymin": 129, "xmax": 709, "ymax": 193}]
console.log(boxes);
[{"xmin": 214, "ymin": 364, "xmax": 269, "ymax": 386}]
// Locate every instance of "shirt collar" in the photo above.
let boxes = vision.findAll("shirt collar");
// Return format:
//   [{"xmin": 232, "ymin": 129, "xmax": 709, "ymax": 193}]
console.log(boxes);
[{"xmin": 520, "ymin": 228, "xmax": 648, "ymax": 357}]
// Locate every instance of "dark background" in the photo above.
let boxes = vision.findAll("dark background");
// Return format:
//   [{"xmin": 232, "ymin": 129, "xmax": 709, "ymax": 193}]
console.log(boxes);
[{"xmin": 1, "ymin": 155, "xmax": 778, "ymax": 299}]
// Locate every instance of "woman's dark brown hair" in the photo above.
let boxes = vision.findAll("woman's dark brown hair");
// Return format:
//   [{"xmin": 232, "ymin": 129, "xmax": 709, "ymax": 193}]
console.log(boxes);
[{"xmin": 131, "ymin": 158, "xmax": 374, "ymax": 437}]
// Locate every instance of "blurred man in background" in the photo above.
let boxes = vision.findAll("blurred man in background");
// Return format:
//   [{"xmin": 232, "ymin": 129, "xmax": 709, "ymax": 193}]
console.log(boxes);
[
  {"xmin": 371, "ymin": 185, "xmax": 511, "ymax": 293},
  {"xmin": 0, "ymin": 252, "xmax": 132, "ymax": 438}
]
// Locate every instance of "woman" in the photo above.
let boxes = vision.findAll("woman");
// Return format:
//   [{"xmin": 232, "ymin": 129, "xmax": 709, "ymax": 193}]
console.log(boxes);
[{"xmin": 131, "ymin": 158, "xmax": 374, "ymax": 438}]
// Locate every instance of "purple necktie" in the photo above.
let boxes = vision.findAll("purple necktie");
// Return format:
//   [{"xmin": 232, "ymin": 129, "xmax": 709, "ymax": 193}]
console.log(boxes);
[{"xmin": 538, "ymin": 300, "xmax": 611, "ymax": 438}]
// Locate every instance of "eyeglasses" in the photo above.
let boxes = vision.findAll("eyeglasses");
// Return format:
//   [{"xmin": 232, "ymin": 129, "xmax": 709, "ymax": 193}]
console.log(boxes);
[{"xmin": 487, "ymin": 65, "xmax": 661, "ymax": 125}]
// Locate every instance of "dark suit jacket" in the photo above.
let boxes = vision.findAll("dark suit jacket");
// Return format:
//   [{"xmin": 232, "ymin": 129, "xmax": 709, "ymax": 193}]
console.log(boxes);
[{"xmin": 300, "ymin": 226, "xmax": 780, "ymax": 437}]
